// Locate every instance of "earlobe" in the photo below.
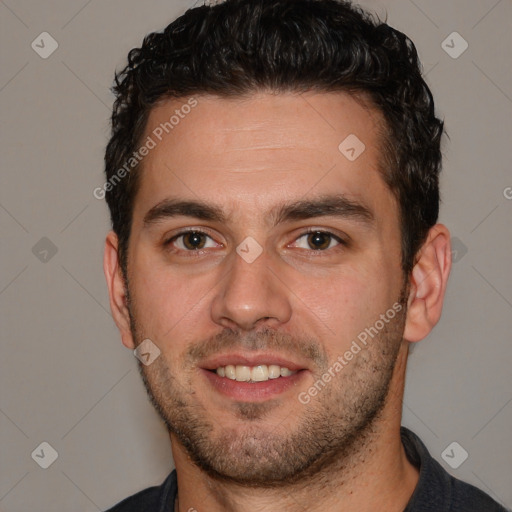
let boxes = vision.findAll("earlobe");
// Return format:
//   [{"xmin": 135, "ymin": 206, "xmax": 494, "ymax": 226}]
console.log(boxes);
[
  {"xmin": 403, "ymin": 224, "xmax": 452, "ymax": 343},
  {"xmin": 103, "ymin": 231, "xmax": 136, "ymax": 349}
]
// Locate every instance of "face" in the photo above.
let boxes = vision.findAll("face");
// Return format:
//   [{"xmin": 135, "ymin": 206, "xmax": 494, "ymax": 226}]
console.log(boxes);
[{"xmin": 123, "ymin": 91, "xmax": 408, "ymax": 485}]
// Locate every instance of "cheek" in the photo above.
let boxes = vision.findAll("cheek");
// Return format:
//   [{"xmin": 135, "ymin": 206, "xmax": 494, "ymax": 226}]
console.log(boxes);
[
  {"xmin": 290, "ymin": 263, "xmax": 394, "ymax": 349},
  {"xmin": 128, "ymin": 252, "xmax": 207, "ymax": 338}
]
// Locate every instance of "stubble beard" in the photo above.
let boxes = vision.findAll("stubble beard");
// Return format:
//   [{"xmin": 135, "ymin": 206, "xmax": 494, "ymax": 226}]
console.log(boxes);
[{"xmin": 127, "ymin": 285, "xmax": 409, "ymax": 488}]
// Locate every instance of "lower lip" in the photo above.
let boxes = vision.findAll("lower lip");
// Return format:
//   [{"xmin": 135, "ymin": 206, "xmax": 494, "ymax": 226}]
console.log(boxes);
[{"xmin": 201, "ymin": 368, "xmax": 307, "ymax": 401}]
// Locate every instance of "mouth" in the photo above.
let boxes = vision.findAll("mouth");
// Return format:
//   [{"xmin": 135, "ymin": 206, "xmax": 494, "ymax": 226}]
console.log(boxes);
[
  {"xmin": 200, "ymin": 354, "xmax": 309, "ymax": 401},
  {"xmin": 212, "ymin": 363, "xmax": 297, "ymax": 382}
]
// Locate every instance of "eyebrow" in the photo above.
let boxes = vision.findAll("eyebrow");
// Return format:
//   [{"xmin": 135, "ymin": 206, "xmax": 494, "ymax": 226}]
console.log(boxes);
[
  {"xmin": 143, "ymin": 194, "xmax": 374, "ymax": 228},
  {"xmin": 144, "ymin": 200, "xmax": 226, "ymax": 226},
  {"xmin": 272, "ymin": 194, "xmax": 374, "ymax": 226}
]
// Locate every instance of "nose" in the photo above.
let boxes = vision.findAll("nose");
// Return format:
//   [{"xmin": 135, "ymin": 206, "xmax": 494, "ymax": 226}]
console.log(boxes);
[{"xmin": 210, "ymin": 247, "xmax": 292, "ymax": 331}]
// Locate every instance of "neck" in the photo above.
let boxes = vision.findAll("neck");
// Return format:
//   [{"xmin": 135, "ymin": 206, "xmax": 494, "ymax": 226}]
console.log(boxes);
[{"xmin": 172, "ymin": 342, "xmax": 418, "ymax": 512}]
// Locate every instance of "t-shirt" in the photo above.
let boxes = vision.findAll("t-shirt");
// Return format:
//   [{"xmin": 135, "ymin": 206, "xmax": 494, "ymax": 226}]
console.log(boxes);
[{"xmin": 105, "ymin": 427, "xmax": 508, "ymax": 511}]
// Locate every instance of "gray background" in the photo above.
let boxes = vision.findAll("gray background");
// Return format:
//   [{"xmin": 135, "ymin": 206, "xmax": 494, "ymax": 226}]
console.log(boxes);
[{"xmin": 1, "ymin": 0, "xmax": 511, "ymax": 510}]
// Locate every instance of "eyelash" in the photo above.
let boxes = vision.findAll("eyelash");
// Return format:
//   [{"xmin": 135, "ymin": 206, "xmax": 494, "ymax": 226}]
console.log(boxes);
[
  {"xmin": 163, "ymin": 228, "xmax": 347, "ymax": 254},
  {"xmin": 296, "ymin": 228, "xmax": 347, "ymax": 248}
]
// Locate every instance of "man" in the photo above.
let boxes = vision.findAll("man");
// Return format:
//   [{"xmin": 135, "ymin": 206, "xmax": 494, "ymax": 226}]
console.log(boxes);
[{"xmin": 102, "ymin": 0, "xmax": 507, "ymax": 510}]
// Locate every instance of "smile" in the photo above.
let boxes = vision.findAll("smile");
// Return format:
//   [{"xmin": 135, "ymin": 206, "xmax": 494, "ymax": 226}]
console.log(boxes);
[{"xmin": 214, "ymin": 364, "xmax": 297, "ymax": 382}]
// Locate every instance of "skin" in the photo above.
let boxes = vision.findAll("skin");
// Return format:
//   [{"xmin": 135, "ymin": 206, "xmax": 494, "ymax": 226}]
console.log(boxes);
[{"xmin": 104, "ymin": 91, "xmax": 452, "ymax": 512}]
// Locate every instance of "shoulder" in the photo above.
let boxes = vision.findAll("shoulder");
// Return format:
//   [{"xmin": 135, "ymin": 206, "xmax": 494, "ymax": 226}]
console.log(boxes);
[
  {"xmin": 104, "ymin": 470, "xmax": 177, "ymax": 512},
  {"xmin": 448, "ymin": 477, "xmax": 509, "ymax": 512},
  {"xmin": 401, "ymin": 427, "xmax": 508, "ymax": 512}
]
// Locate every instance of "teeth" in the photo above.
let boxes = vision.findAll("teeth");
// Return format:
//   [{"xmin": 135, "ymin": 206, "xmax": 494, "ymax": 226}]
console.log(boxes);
[
  {"xmin": 235, "ymin": 365, "xmax": 251, "ymax": 382},
  {"xmin": 251, "ymin": 365, "xmax": 268, "ymax": 382},
  {"xmin": 280, "ymin": 367, "xmax": 293, "ymax": 377},
  {"xmin": 215, "ymin": 364, "xmax": 297, "ymax": 382},
  {"xmin": 225, "ymin": 365, "xmax": 236, "ymax": 380},
  {"xmin": 268, "ymin": 365, "xmax": 281, "ymax": 379}
]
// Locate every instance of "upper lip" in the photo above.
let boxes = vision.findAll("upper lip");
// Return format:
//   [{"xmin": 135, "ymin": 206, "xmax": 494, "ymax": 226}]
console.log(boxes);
[{"xmin": 200, "ymin": 352, "xmax": 309, "ymax": 372}]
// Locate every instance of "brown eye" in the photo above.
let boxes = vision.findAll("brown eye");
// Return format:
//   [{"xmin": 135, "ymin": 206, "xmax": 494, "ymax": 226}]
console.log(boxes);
[
  {"xmin": 165, "ymin": 229, "xmax": 220, "ymax": 254},
  {"xmin": 181, "ymin": 231, "xmax": 207, "ymax": 250},
  {"xmin": 306, "ymin": 231, "xmax": 334, "ymax": 250}
]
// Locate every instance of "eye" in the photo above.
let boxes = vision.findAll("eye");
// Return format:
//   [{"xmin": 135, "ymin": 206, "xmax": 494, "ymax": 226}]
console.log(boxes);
[
  {"xmin": 293, "ymin": 230, "xmax": 342, "ymax": 251},
  {"xmin": 167, "ymin": 230, "xmax": 218, "ymax": 251}
]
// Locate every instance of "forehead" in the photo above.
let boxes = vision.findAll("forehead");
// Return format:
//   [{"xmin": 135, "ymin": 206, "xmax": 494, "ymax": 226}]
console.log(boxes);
[{"xmin": 133, "ymin": 91, "xmax": 395, "ymax": 225}]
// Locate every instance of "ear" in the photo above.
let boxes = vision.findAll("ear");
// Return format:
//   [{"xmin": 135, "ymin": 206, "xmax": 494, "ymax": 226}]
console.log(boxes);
[
  {"xmin": 403, "ymin": 224, "xmax": 452, "ymax": 343},
  {"xmin": 103, "ymin": 231, "xmax": 135, "ymax": 349}
]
